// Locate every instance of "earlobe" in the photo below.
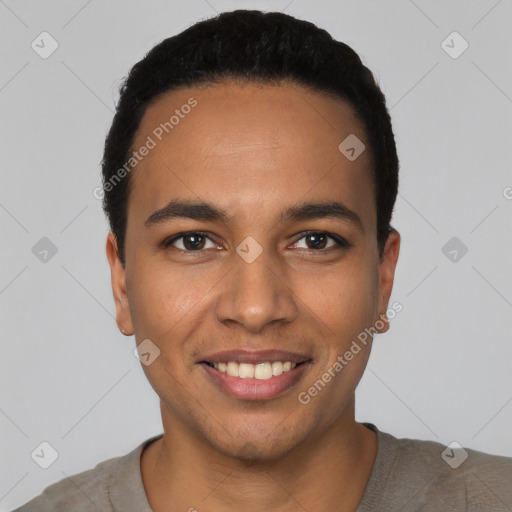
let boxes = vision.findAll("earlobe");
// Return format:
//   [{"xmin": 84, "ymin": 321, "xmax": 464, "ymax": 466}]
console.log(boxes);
[
  {"xmin": 106, "ymin": 232, "xmax": 134, "ymax": 336},
  {"xmin": 377, "ymin": 311, "xmax": 390, "ymax": 335}
]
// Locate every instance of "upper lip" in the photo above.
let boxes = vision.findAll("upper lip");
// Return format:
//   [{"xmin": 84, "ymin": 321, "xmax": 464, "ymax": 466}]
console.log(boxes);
[{"xmin": 199, "ymin": 349, "xmax": 312, "ymax": 365}]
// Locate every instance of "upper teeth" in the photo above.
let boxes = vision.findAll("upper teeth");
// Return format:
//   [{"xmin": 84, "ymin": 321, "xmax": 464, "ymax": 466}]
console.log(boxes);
[{"xmin": 213, "ymin": 361, "xmax": 297, "ymax": 380}]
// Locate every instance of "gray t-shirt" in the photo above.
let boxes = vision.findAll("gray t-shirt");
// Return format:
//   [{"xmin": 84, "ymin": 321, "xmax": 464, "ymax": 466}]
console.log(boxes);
[{"xmin": 13, "ymin": 424, "xmax": 512, "ymax": 511}]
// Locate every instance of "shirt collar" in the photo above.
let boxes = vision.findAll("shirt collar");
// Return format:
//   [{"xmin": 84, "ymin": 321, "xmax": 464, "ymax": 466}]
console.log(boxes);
[{"xmin": 109, "ymin": 433, "xmax": 163, "ymax": 512}]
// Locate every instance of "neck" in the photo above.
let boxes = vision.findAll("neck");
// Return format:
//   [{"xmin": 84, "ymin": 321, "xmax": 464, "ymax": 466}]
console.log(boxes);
[{"xmin": 141, "ymin": 398, "xmax": 377, "ymax": 512}]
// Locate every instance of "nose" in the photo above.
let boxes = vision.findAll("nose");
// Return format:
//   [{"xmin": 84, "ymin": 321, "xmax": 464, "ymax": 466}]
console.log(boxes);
[{"xmin": 214, "ymin": 249, "xmax": 298, "ymax": 334}]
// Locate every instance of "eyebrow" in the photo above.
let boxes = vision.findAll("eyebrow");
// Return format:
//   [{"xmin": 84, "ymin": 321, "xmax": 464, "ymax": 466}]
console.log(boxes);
[{"xmin": 144, "ymin": 199, "xmax": 364, "ymax": 232}]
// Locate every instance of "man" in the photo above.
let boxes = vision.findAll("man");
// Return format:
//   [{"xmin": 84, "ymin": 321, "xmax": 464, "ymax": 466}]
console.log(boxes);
[{"xmin": 15, "ymin": 9, "xmax": 512, "ymax": 512}]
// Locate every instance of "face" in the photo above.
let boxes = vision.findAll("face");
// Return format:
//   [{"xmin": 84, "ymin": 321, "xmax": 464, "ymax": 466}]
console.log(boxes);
[{"xmin": 107, "ymin": 81, "xmax": 400, "ymax": 459}]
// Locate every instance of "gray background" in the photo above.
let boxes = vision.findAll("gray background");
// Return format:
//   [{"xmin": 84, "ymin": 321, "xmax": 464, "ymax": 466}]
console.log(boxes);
[{"xmin": 1, "ymin": 0, "xmax": 511, "ymax": 509}]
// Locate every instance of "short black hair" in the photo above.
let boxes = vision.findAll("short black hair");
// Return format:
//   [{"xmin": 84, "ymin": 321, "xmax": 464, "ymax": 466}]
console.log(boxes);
[{"xmin": 101, "ymin": 9, "xmax": 399, "ymax": 266}]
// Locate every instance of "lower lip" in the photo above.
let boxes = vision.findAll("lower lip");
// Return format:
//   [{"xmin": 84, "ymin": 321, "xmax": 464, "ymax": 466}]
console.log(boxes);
[{"xmin": 200, "ymin": 362, "xmax": 311, "ymax": 400}]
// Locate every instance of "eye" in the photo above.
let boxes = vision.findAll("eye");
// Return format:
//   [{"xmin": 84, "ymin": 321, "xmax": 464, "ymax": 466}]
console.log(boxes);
[
  {"xmin": 290, "ymin": 231, "xmax": 350, "ymax": 251},
  {"xmin": 162, "ymin": 230, "xmax": 351, "ymax": 254},
  {"xmin": 163, "ymin": 231, "xmax": 219, "ymax": 251}
]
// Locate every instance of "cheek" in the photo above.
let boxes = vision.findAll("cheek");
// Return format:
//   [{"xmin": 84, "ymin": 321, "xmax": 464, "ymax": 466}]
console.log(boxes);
[
  {"xmin": 127, "ymin": 263, "xmax": 207, "ymax": 340},
  {"xmin": 297, "ymin": 258, "xmax": 379, "ymax": 341}
]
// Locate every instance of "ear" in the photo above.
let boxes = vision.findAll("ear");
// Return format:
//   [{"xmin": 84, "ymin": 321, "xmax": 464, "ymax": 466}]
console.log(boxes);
[
  {"xmin": 106, "ymin": 232, "xmax": 134, "ymax": 336},
  {"xmin": 376, "ymin": 228, "xmax": 401, "ymax": 334}
]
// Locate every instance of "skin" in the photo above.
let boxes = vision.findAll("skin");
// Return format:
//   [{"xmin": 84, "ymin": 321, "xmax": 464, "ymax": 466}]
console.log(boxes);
[{"xmin": 106, "ymin": 81, "xmax": 400, "ymax": 512}]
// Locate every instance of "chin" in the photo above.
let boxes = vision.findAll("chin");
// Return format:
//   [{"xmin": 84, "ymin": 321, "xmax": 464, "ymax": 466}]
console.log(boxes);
[{"xmin": 207, "ymin": 421, "xmax": 308, "ymax": 462}]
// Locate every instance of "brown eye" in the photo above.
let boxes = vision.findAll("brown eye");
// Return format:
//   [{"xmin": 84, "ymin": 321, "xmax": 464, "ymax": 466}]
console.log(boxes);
[
  {"xmin": 164, "ymin": 232, "xmax": 217, "ymax": 251},
  {"xmin": 305, "ymin": 233, "xmax": 328, "ymax": 249},
  {"xmin": 291, "ymin": 231, "xmax": 349, "ymax": 251}
]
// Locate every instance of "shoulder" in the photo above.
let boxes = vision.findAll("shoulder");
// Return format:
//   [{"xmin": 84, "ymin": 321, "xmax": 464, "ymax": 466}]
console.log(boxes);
[
  {"xmin": 12, "ymin": 455, "xmax": 123, "ymax": 512},
  {"xmin": 11, "ymin": 436, "xmax": 160, "ymax": 512},
  {"xmin": 375, "ymin": 428, "xmax": 512, "ymax": 511}
]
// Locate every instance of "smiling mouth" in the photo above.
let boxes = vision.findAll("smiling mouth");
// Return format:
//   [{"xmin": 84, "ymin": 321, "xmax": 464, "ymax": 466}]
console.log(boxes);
[
  {"xmin": 198, "ymin": 349, "xmax": 313, "ymax": 400},
  {"xmin": 202, "ymin": 360, "xmax": 308, "ymax": 380}
]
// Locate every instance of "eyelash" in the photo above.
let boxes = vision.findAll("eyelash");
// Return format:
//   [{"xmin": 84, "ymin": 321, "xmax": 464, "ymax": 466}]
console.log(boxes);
[{"xmin": 162, "ymin": 230, "xmax": 352, "ymax": 254}]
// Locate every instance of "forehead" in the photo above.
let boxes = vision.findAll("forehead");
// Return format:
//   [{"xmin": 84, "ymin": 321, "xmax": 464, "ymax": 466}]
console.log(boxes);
[{"xmin": 128, "ymin": 82, "xmax": 375, "ymax": 230}]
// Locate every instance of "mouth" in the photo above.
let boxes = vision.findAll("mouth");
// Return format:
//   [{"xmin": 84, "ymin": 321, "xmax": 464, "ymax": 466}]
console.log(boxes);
[
  {"xmin": 202, "ymin": 360, "xmax": 303, "ymax": 379},
  {"xmin": 198, "ymin": 351, "xmax": 312, "ymax": 400}
]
